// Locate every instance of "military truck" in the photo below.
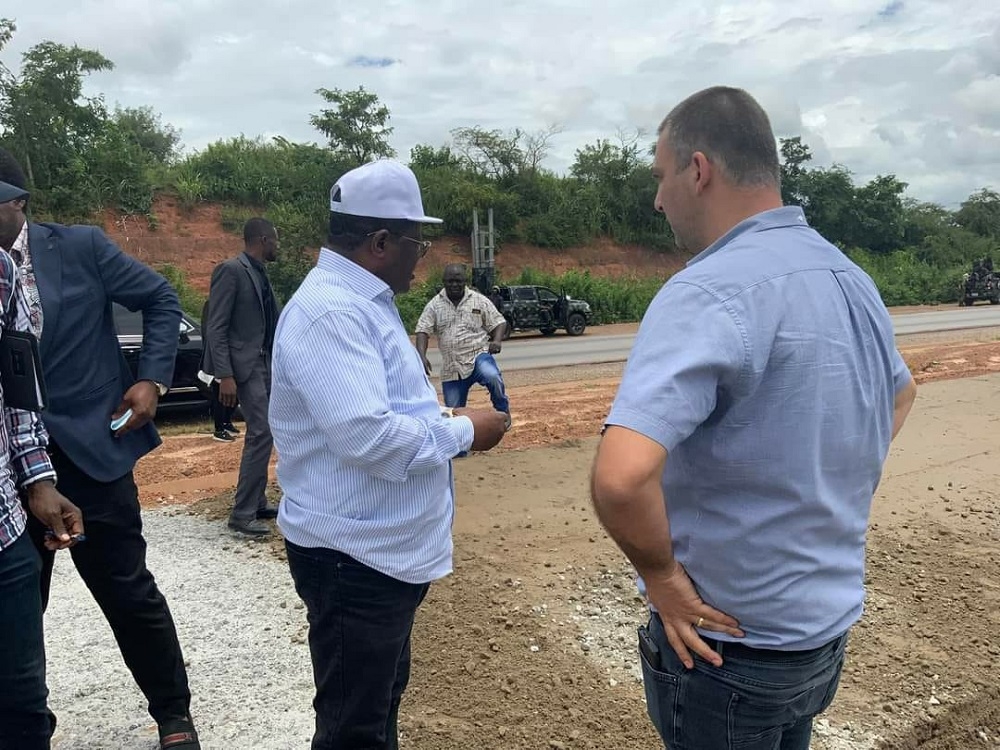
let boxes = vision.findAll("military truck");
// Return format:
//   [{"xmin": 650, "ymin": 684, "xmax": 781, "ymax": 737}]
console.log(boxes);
[
  {"xmin": 959, "ymin": 257, "xmax": 1000, "ymax": 306},
  {"xmin": 490, "ymin": 285, "xmax": 593, "ymax": 337}
]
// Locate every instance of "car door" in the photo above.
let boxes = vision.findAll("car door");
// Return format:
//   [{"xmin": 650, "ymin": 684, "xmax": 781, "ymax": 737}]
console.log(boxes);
[{"xmin": 513, "ymin": 286, "xmax": 540, "ymax": 328}]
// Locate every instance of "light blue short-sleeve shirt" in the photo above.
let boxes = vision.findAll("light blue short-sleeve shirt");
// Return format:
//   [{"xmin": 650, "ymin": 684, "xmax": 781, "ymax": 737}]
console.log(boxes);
[{"xmin": 606, "ymin": 206, "xmax": 911, "ymax": 650}]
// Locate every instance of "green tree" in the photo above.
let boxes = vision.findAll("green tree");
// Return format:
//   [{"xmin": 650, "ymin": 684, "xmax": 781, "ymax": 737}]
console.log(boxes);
[
  {"xmin": 450, "ymin": 126, "xmax": 526, "ymax": 181},
  {"xmin": 955, "ymin": 188, "xmax": 1000, "ymax": 239},
  {"xmin": 309, "ymin": 86, "xmax": 395, "ymax": 164},
  {"xmin": 112, "ymin": 105, "xmax": 181, "ymax": 164},
  {"xmin": 0, "ymin": 37, "xmax": 113, "ymax": 202},
  {"xmin": 779, "ymin": 136, "xmax": 812, "ymax": 206}
]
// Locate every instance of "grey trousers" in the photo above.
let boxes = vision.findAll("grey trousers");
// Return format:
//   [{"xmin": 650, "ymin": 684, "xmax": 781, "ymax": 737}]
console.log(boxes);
[{"xmin": 231, "ymin": 357, "xmax": 273, "ymax": 521}]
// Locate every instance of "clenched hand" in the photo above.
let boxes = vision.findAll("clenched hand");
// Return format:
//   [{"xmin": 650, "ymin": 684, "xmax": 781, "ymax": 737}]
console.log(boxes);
[
  {"xmin": 27, "ymin": 480, "xmax": 84, "ymax": 551},
  {"xmin": 111, "ymin": 380, "xmax": 160, "ymax": 437}
]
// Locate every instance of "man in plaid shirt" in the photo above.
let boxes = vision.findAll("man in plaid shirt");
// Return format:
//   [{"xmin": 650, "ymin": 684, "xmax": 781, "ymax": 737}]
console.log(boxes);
[{"xmin": 0, "ymin": 180, "xmax": 84, "ymax": 749}]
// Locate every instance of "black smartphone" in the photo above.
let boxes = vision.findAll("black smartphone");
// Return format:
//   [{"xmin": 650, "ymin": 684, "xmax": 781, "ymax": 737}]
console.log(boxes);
[{"xmin": 638, "ymin": 625, "xmax": 661, "ymax": 670}]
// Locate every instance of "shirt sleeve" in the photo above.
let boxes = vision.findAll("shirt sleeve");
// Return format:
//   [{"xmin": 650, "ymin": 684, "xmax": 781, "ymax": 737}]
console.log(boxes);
[
  {"xmin": 0, "ymin": 258, "xmax": 56, "ymax": 488},
  {"xmin": 414, "ymin": 300, "xmax": 437, "ymax": 336},
  {"xmin": 605, "ymin": 280, "xmax": 748, "ymax": 453},
  {"xmin": 480, "ymin": 295, "xmax": 506, "ymax": 332},
  {"xmin": 890, "ymin": 347, "xmax": 912, "ymax": 393},
  {"xmin": 281, "ymin": 308, "xmax": 472, "ymax": 482}
]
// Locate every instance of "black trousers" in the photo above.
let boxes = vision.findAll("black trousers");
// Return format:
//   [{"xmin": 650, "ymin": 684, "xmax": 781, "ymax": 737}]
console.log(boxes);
[
  {"xmin": 26, "ymin": 444, "xmax": 192, "ymax": 726},
  {"xmin": 286, "ymin": 541, "xmax": 429, "ymax": 750}
]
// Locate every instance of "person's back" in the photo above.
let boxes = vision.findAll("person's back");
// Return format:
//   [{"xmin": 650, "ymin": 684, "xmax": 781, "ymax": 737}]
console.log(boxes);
[
  {"xmin": 658, "ymin": 210, "xmax": 905, "ymax": 649},
  {"xmin": 590, "ymin": 86, "xmax": 917, "ymax": 750}
]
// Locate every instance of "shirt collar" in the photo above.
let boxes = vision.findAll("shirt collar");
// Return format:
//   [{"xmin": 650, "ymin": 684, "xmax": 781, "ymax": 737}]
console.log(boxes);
[
  {"xmin": 10, "ymin": 220, "xmax": 28, "ymax": 264},
  {"xmin": 317, "ymin": 248, "xmax": 392, "ymax": 301},
  {"xmin": 439, "ymin": 287, "xmax": 467, "ymax": 305},
  {"xmin": 242, "ymin": 251, "xmax": 265, "ymax": 271},
  {"xmin": 687, "ymin": 206, "xmax": 809, "ymax": 267}
]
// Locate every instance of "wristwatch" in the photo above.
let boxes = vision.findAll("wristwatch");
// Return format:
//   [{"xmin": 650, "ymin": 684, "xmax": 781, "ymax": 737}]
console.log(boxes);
[{"xmin": 145, "ymin": 380, "xmax": 169, "ymax": 397}]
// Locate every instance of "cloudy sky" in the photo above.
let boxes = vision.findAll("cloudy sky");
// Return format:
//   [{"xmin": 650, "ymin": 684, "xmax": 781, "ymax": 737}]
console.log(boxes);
[{"xmin": 3, "ymin": 1, "xmax": 999, "ymax": 207}]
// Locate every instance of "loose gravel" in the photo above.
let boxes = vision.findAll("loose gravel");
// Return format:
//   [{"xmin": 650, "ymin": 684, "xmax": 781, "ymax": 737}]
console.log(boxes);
[{"xmin": 44, "ymin": 510, "xmax": 316, "ymax": 749}]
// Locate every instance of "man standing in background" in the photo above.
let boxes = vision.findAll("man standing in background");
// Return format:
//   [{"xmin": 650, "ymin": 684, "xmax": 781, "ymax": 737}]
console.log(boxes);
[
  {"xmin": 415, "ymin": 264, "xmax": 511, "ymax": 431},
  {"xmin": 204, "ymin": 218, "xmax": 280, "ymax": 537}
]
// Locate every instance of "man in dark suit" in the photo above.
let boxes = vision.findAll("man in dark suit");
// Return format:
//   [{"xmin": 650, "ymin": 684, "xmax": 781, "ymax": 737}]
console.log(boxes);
[
  {"xmin": 204, "ymin": 218, "xmax": 280, "ymax": 537},
  {"xmin": 0, "ymin": 150, "xmax": 201, "ymax": 750}
]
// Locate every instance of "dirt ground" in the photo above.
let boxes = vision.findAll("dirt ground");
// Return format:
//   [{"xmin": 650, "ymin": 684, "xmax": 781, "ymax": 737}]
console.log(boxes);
[{"xmin": 140, "ymin": 337, "xmax": 1000, "ymax": 749}]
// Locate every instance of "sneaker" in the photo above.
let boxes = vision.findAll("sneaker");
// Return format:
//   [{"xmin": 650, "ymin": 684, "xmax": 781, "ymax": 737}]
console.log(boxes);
[
  {"xmin": 227, "ymin": 518, "xmax": 271, "ymax": 537},
  {"xmin": 504, "ymin": 411, "xmax": 512, "ymax": 431},
  {"xmin": 213, "ymin": 430, "xmax": 235, "ymax": 443},
  {"xmin": 223, "ymin": 422, "xmax": 241, "ymax": 436}
]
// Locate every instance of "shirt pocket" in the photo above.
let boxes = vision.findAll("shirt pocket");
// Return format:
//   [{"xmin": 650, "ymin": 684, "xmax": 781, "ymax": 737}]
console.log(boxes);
[{"xmin": 459, "ymin": 310, "xmax": 484, "ymax": 332}]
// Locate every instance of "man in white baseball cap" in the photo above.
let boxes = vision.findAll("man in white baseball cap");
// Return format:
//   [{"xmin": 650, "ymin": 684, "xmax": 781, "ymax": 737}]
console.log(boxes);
[{"xmin": 269, "ymin": 159, "xmax": 508, "ymax": 749}]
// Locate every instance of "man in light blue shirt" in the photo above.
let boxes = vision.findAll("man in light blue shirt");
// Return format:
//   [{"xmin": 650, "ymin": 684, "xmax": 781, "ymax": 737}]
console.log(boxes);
[
  {"xmin": 590, "ymin": 87, "xmax": 917, "ymax": 749},
  {"xmin": 269, "ymin": 159, "xmax": 508, "ymax": 750}
]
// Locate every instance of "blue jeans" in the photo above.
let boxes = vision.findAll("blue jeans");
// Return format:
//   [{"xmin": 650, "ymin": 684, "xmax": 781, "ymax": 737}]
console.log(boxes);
[
  {"xmin": 285, "ymin": 541, "xmax": 430, "ymax": 750},
  {"xmin": 0, "ymin": 533, "xmax": 54, "ymax": 750},
  {"xmin": 639, "ymin": 613, "xmax": 846, "ymax": 750},
  {"xmin": 441, "ymin": 353, "xmax": 510, "ymax": 414}
]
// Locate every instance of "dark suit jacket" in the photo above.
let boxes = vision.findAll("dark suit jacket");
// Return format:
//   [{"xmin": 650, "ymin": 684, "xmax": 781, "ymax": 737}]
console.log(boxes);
[
  {"xmin": 204, "ymin": 254, "xmax": 275, "ymax": 383},
  {"xmin": 29, "ymin": 222, "xmax": 181, "ymax": 482}
]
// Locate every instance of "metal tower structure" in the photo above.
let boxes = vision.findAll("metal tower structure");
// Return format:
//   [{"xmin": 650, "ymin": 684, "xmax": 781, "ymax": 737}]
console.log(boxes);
[{"xmin": 470, "ymin": 208, "xmax": 495, "ymax": 294}]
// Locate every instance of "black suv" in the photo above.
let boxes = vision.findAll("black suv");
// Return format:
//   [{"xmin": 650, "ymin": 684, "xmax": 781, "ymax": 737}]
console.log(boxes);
[{"xmin": 113, "ymin": 303, "xmax": 210, "ymax": 410}]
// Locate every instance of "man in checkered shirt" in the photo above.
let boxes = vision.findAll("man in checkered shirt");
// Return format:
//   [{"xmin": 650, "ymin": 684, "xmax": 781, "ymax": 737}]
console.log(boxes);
[{"xmin": 415, "ymin": 264, "xmax": 511, "ymax": 432}]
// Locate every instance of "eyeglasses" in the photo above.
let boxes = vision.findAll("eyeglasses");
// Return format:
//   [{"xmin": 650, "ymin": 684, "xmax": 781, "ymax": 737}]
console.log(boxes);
[
  {"xmin": 399, "ymin": 236, "xmax": 432, "ymax": 258},
  {"xmin": 367, "ymin": 231, "xmax": 432, "ymax": 258}
]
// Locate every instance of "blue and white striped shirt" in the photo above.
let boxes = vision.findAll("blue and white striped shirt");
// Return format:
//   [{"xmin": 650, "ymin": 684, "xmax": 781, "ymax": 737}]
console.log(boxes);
[{"xmin": 269, "ymin": 249, "xmax": 475, "ymax": 584}]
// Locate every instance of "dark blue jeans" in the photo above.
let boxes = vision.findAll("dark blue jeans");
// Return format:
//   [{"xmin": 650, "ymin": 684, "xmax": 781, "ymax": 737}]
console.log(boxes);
[
  {"xmin": 640, "ymin": 613, "xmax": 846, "ymax": 750},
  {"xmin": 286, "ymin": 541, "xmax": 430, "ymax": 750},
  {"xmin": 441, "ymin": 352, "xmax": 510, "ymax": 414},
  {"xmin": 0, "ymin": 532, "xmax": 54, "ymax": 750}
]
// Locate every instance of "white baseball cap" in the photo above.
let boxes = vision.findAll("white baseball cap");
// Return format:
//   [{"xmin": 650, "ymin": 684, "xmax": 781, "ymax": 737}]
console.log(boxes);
[{"xmin": 329, "ymin": 159, "xmax": 442, "ymax": 224}]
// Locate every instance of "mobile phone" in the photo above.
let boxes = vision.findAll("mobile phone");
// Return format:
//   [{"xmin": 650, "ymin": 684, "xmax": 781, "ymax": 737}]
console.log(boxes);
[
  {"xmin": 638, "ymin": 624, "xmax": 661, "ymax": 670},
  {"xmin": 110, "ymin": 408, "xmax": 133, "ymax": 431},
  {"xmin": 44, "ymin": 529, "xmax": 86, "ymax": 543}
]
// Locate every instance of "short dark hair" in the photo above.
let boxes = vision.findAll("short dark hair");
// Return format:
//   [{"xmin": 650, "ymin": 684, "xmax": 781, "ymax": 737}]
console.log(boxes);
[
  {"xmin": 243, "ymin": 217, "xmax": 275, "ymax": 245},
  {"xmin": 328, "ymin": 213, "xmax": 415, "ymax": 251},
  {"xmin": 658, "ymin": 86, "xmax": 780, "ymax": 188},
  {"xmin": 0, "ymin": 148, "xmax": 28, "ymax": 189}
]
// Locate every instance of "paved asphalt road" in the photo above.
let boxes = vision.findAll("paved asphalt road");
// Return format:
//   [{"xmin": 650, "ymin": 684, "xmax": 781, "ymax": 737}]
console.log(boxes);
[{"xmin": 425, "ymin": 305, "xmax": 1000, "ymax": 374}]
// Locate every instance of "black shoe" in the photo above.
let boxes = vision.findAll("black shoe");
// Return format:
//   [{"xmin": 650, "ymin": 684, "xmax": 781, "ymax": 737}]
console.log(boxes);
[
  {"xmin": 256, "ymin": 503, "xmax": 279, "ymax": 520},
  {"xmin": 223, "ymin": 422, "xmax": 241, "ymax": 436},
  {"xmin": 158, "ymin": 717, "xmax": 200, "ymax": 749},
  {"xmin": 213, "ymin": 430, "xmax": 235, "ymax": 443},
  {"xmin": 227, "ymin": 518, "xmax": 271, "ymax": 537}
]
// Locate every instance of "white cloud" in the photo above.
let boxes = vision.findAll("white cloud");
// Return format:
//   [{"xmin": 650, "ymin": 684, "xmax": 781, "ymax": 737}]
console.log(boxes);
[{"xmin": 1, "ymin": 0, "xmax": 998, "ymax": 207}]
